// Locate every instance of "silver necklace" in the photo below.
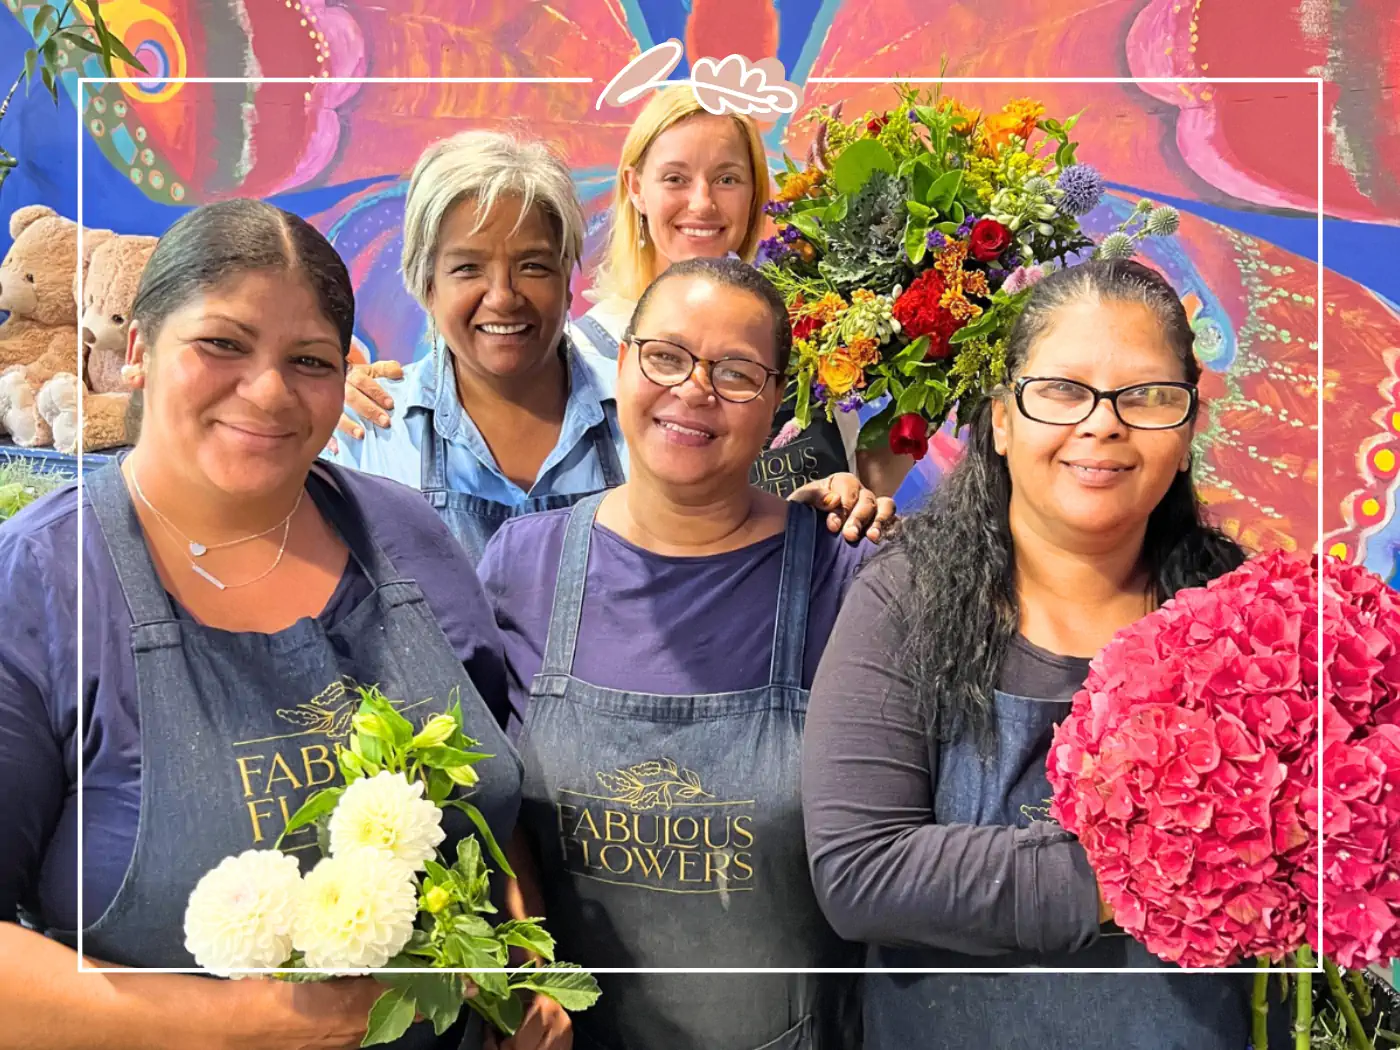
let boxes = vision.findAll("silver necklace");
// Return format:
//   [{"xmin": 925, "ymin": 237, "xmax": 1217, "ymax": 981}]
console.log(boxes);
[{"xmin": 128, "ymin": 464, "xmax": 303, "ymax": 590}]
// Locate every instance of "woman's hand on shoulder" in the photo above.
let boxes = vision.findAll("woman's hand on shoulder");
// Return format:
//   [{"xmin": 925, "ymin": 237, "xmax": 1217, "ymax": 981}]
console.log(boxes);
[
  {"xmin": 327, "ymin": 361, "xmax": 404, "ymax": 454},
  {"xmin": 789, "ymin": 472, "xmax": 898, "ymax": 544},
  {"xmin": 484, "ymin": 993, "xmax": 573, "ymax": 1050}
]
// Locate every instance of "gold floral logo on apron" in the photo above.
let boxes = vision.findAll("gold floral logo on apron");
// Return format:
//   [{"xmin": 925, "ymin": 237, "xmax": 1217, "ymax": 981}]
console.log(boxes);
[
  {"xmin": 231, "ymin": 679, "xmax": 433, "ymax": 850},
  {"xmin": 556, "ymin": 758, "xmax": 756, "ymax": 894}
]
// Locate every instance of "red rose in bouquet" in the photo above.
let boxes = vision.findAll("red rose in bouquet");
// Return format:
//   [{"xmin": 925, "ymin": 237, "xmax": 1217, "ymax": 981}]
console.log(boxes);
[
  {"xmin": 1047, "ymin": 550, "xmax": 1319, "ymax": 968},
  {"xmin": 968, "ymin": 219, "xmax": 1013, "ymax": 262},
  {"xmin": 892, "ymin": 271, "xmax": 962, "ymax": 359},
  {"xmin": 888, "ymin": 413, "xmax": 930, "ymax": 460},
  {"xmin": 1311, "ymin": 556, "xmax": 1400, "ymax": 969}
]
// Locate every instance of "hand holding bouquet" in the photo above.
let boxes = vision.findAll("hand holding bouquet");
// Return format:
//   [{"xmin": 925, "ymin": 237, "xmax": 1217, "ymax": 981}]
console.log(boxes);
[
  {"xmin": 759, "ymin": 85, "xmax": 1182, "ymax": 458},
  {"xmin": 183, "ymin": 685, "xmax": 600, "ymax": 1046}
]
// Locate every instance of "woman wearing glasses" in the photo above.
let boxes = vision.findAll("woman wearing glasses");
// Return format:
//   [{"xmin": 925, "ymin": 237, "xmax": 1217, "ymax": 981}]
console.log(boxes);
[
  {"xmin": 802, "ymin": 260, "xmax": 1270, "ymax": 1049},
  {"xmin": 477, "ymin": 257, "xmax": 864, "ymax": 1050}
]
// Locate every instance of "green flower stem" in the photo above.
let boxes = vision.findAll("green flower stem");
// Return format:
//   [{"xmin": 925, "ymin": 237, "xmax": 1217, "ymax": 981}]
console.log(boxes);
[
  {"xmin": 1296, "ymin": 946, "xmax": 1314, "ymax": 1050},
  {"xmin": 1323, "ymin": 958, "xmax": 1374, "ymax": 1050},
  {"xmin": 1254, "ymin": 958, "xmax": 1272, "ymax": 1050},
  {"xmin": 1349, "ymin": 969, "xmax": 1372, "ymax": 1017}
]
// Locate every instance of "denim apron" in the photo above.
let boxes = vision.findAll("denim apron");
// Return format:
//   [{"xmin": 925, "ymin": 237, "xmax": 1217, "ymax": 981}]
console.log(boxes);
[
  {"xmin": 419, "ymin": 402, "xmax": 625, "ymax": 565},
  {"xmin": 863, "ymin": 690, "xmax": 1257, "ymax": 1050},
  {"xmin": 72, "ymin": 463, "xmax": 523, "ymax": 1050},
  {"xmin": 517, "ymin": 493, "xmax": 860, "ymax": 1050}
]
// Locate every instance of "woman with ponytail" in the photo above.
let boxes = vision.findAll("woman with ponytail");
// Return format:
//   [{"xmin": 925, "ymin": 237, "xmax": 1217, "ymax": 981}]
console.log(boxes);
[{"xmin": 802, "ymin": 259, "xmax": 1269, "ymax": 1050}]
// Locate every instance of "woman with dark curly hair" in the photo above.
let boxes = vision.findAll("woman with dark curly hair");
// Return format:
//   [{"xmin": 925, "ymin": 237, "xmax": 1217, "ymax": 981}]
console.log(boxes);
[{"xmin": 802, "ymin": 259, "xmax": 1285, "ymax": 1050}]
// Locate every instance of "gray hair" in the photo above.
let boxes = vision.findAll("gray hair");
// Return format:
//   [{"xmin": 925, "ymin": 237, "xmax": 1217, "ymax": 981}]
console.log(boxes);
[{"xmin": 401, "ymin": 130, "xmax": 585, "ymax": 310}]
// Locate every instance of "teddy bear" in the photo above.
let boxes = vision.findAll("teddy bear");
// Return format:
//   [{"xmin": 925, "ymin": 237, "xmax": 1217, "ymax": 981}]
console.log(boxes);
[
  {"xmin": 0, "ymin": 205, "xmax": 114, "ymax": 446},
  {"xmin": 27, "ymin": 231, "xmax": 157, "ymax": 453}
]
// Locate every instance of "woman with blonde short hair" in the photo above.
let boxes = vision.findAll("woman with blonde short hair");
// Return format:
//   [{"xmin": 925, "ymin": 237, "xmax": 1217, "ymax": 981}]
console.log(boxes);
[
  {"xmin": 570, "ymin": 87, "xmax": 918, "ymax": 499},
  {"xmin": 331, "ymin": 129, "xmax": 895, "ymax": 566}
]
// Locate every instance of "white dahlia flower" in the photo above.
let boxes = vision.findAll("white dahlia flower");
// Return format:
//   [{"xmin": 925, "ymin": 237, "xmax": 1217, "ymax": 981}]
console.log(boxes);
[
  {"xmin": 292, "ymin": 850, "xmax": 418, "ymax": 970},
  {"xmin": 328, "ymin": 770, "xmax": 445, "ymax": 871},
  {"xmin": 183, "ymin": 849, "xmax": 302, "ymax": 977}
]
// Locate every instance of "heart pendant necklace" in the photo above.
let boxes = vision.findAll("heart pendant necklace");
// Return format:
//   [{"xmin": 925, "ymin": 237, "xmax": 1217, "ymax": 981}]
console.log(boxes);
[{"xmin": 128, "ymin": 462, "xmax": 304, "ymax": 589}]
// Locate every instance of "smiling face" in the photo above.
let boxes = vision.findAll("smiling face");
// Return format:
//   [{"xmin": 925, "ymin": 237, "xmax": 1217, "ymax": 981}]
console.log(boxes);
[
  {"xmin": 618, "ymin": 274, "xmax": 780, "ymax": 492},
  {"xmin": 130, "ymin": 268, "xmax": 348, "ymax": 497},
  {"xmin": 991, "ymin": 297, "xmax": 1195, "ymax": 545},
  {"xmin": 625, "ymin": 114, "xmax": 755, "ymax": 273},
  {"xmin": 427, "ymin": 194, "xmax": 571, "ymax": 383}
]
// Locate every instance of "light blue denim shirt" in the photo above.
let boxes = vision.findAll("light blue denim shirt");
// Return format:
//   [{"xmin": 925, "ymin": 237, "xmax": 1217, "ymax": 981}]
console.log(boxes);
[{"xmin": 324, "ymin": 335, "xmax": 628, "ymax": 505}]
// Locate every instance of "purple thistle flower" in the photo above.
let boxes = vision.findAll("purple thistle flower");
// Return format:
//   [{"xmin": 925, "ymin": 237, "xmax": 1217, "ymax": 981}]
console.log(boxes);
[
  {"xmin": 957, "ymin": 216, "xmax": 975, "ymax": 238},
  {"xmin": 813, "ymin": 381, "xmax": 830, "ymax": 404},
  {"xmin": 1056, "ymin": 164, "xmax": 1105, "ymax": 216},
  {"xmin": 927, "ymin": 230, "xmax": 948, "ymax": 250},
  {"xmin": 780, "ymin": 224, "xmax": 802, "ymax": 244},
  {"xmin": 764, "ymin": 200, "xmax": 793, "ymax": 217},
  {"xmin": 837, "ymin": 391, "xmax": 864, "ymax": 413}
]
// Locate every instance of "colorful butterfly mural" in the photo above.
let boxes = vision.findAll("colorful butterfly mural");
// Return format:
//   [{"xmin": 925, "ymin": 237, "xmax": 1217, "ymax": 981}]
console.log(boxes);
[{"xmin": 4, "ymin": 0, "xmax": 1397, "ymax": 583}]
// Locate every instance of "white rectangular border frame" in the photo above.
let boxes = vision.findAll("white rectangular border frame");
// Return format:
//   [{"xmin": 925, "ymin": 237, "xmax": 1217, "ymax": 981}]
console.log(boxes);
[{"xmin": 74, "ymin": 73, "xmax": 1325, "ymax": 976}]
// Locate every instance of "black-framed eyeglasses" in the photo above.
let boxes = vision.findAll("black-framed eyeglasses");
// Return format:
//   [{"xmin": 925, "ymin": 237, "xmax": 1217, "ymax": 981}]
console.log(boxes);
[
  {"xmin": 630, "ymin": 337, "xmax": 780, "ymax": 404},
  {"xmin": 1013, "ymin": 377, "xmax": 1198, "ymax": 430}
]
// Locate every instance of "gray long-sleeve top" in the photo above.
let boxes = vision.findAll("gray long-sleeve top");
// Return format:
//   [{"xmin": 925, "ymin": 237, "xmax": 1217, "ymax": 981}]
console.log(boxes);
[{"xmin": 801, "ymin": 550, "xmax": 1104, "ymax": 958}]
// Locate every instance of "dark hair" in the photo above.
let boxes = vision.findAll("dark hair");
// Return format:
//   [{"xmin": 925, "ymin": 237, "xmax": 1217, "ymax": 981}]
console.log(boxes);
[
  {"xmin": 131, "ymin": 198, "xmax": 355, "ymax": 359},
  {"xmin": 883, "ymin": 259, "xmax": 1246, "ymax": 750},
  {"xmin": 623, "ymin": 256, "xmax": 794, "ymax": 378}
]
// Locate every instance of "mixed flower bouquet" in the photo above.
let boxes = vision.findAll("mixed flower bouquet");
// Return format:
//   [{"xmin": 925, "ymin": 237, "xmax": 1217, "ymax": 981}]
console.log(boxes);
[
  {"xmin": 183, "ymin": 685, "xmax": 600, "ymax": 1046},
  {"xmin": 757, "ymin": 85, "xmax": 1182, "ymax": 459},
  {"xmin": 1046, "ymin": 553, "xmax": 1400, "ymax": 1049}
]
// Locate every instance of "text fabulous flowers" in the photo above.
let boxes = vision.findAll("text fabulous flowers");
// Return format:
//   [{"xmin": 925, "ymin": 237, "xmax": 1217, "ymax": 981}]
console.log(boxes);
[{"xmin": 758, "ymin": 86, "xmax": 1180, "ymax": 460}]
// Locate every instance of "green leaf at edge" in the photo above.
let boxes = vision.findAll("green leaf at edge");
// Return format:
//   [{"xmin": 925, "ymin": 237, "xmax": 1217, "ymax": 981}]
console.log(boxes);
[
  {"xmin": 273, "ymin": 786, "xmax": 343, "ymax": 849},
  {"xmin": 903, "ymin": 216, "xmax": 929, "ymax": 266},
  {"xmin": 856, "ymin": 401, "xmax": 898, "ymax": 452},
  {"xmin": 361, "ymin": 987, "xmax": 418, "ymax": 1047},
  {"xmin": 380, "ymin": 973, "xmax": 462, "ymax": 1037},
  {"xmin": 495, "ymin": 919, "xmax": 556, "ymax": 963},
  {"xmin": 23, "ymin": 50, "xmax": 37, "ymax": 87},
  {"xmin": 40, "ymin": 64, "xmax": 56, "ymax": 101},
  {"xmin": 788, "ymin": 210, "xmax": 825, "ymax": 251},
  {"xmin": 928, "ymin": 169, "xmax": 963, "ymax": 212},
  {"xmin": 830, "ymin": 137, "xmax": 896, "ymax": 196},
  {"xmin": 895, "ymin": 383, "xmax": 927, "ymax": 416},
  {"xmin": 470, "ymin": 989, "xmax": 525, "ymax": 1036},
  {"xmin": 445, "ymin": 800, "xmax": 516, "ymax": 880},
  {"xmin": 512, "ymin": 964, "xmax": 603, "ymax": 1013},
  {"xmin": 61, "ymin": 31, "xmax": 103, "ymax": 55}
]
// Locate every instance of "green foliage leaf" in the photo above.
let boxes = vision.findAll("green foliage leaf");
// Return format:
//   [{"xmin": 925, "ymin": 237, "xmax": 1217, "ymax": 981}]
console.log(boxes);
[
  {"xmin": 788, "ymin": 210, "xmax": 825, "ymax": 251},
  {"xmin": 61, "ymin": 31, "xmax": 103, "ymax": 55},
  {"xmin": 924, "ymin": 384, "xmax": 948, "ymax": 420},
  {"xmin": 512, "ymin": 964, "xmax": 603, "ymax": 1013},
  {"xmin": 417, "ymin": 745, "xmax": 488, "ymax": 770},
  {"xmin": 929, "ymin": 170, "xmax": 964, "ymax": 213},
  {"xmin": 906, "ymin": 199, "xmax": 931, "ymax": 222},
  {"xmin": 950, "ymin": 310, "xmax": 998, "ymax": 346},
  {"xmin": 831, "ymin": 137, "xmax": 896, "ymax": 195},
  {"xmin": 23, "ymin": 49, "xmax": 37, "ymax": 87},
  {"xmin": 274, "ymin": 786, "xmax": 344, "ymax": 848},
  {"xmin": 472, "ymin": 989, "xmax": 526, "ymax": 1037},
  {"xmin": 95, "ymin": 24, "xmax": 143, "ymax": 70},
  {"xmin": 783, "ymin": 154, "xmax": 799, "ymax": 174},
  {"xmin": 380, "ymin": 973, "xmax": 463, "ymax": 1037},
  {"xmin": 495, "ymin": 920, "xmax": 556, "ymax": 963},
  {"xmin": 949, "ymin": 201, "xmax": 965, "ymax": 224},
  {"xmin": 935, "ymin": 221, "xmax": 960, "ymax": 235},
  {"xmin": 427, "ymin": 767, "xmax": 456, "ymax": 802},
  {"xmin": 361, "ymin": 987, "xmax": 418, "ymax": 1047},
  {"xmin": 423, "ymin": 859, "xmax": 453, "ymax": 889},
  {"xmin": 40, "ymin": 64, "xmax": 56, "ymax": 102},
  {"xmin": 903, "ymin": 216, "xmax": 929, "ymax": 266},
  {"xmin": 912, "ymin": 105, "xmax": 941, "ymax": 130},
  {"xmin": 894, "ymin": 335, "xmax": 930, "ymax": 365},
  {"xmin": 360, "ymin": 689, "xmax": 414, "ymax": 748},
  {"xmin": 865, "ymin": 377, "xmax": 888, "ymax": 402},
  {"xmin": 444, "ymin": 800, "xmax": 515, "ymax": 880},
  {"xmin": 856, "ymin": 401, "xmax": 898, "ymax": 452},
  {"xmin": 794, "ymin": 374, "xmax": 812, "ymax": 429},
  {"xmin": 896, "ymin": 383, "xmax": 927, "ymax": 416},
  {"xmin": 32, "ymin": 5, "xmax": 60, "ymax": 43},
  {"xmin": 824, "ymin": 195, "xmax": 848, "ymax": 224}
]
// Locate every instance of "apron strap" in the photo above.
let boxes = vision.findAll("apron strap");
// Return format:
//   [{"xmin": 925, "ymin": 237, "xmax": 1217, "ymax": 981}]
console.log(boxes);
[
  {"xmin": 573, "ymin": 314, "xmax": 620, "ymax": 361},
  {"xmin": 419, "ymin": 407, "xmax": 449, "ymax": 494},
  {"xmin": 84, "ymin": 462, "xmax": 178, "ymax": 626},
  {"xmin": 591, "ymin": 400, "xmax": 626, "ymax": 488},
  {"xmin": 304, "ymin": 463, "xmax": 407, "ymax": 589},
  {"xmin": 537, "ymin": 490, "xmax": 607, "ymax": 679},
  {"xmin": 768, "ymin": 504, "xmax": 816, "ymax": 690}
]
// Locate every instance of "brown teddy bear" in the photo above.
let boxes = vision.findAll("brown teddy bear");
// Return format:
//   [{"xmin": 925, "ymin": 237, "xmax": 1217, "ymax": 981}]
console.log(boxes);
[
  {"xmin": 0, "ymin": 205, "xmax": 115, "ymax": 445},
  {"xmin": 29, "ymin": 232, "xmax": 156, "ymax": 453}
]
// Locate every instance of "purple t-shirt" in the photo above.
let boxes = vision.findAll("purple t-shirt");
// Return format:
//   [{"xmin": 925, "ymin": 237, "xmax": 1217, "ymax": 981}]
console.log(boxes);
[
  {"xmin": 0, "ymin": 467, "xmax": 510, "ymax": 931},
  {"xmin": 476, "ymin": 505, "xmax": 873, "ymax": 727}
]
